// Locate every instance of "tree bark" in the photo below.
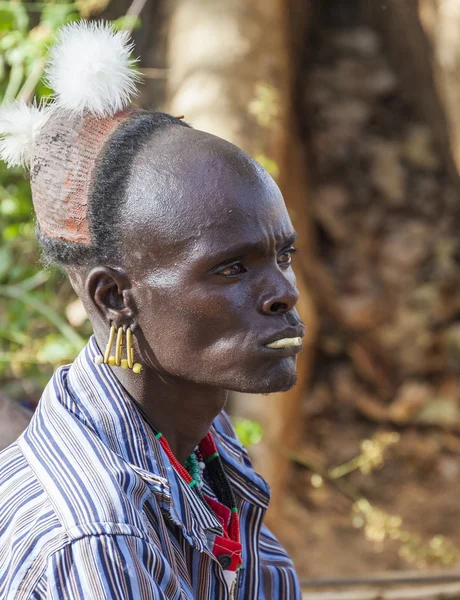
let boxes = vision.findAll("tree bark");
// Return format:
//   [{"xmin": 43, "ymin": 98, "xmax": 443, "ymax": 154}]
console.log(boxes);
[
  {"xmin": 300, "ymin": 0, "xmax": 460, "ymax": 440},
  {"xmin": 368, "ymin": 0, "xmax": 460, "ymax": 185}
]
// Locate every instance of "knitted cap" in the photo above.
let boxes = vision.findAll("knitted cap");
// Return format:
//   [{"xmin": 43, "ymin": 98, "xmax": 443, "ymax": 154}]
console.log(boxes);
[{"xmin": 0, "ymin": 21, "xmax": 140, "ymax": 246}]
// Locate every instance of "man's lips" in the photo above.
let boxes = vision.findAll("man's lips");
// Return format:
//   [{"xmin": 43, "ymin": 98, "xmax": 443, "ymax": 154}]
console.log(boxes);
[
  {"xmin": 265, "ymin": 337, "xmax": 303, "ymax": 349},
  {"xmin": 262, "ymin": 326, "xmax": 305, "ymax": 349}
]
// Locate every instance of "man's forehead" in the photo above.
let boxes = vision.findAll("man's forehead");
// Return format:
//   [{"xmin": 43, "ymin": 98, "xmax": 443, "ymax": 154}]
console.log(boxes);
[
  {"xmin": 127, "ymin": 125, "xmax": 273, "ymax": 202},
  {"xmin": 120, "ymin": 126, "xmax": 287, "ymax": 247}
]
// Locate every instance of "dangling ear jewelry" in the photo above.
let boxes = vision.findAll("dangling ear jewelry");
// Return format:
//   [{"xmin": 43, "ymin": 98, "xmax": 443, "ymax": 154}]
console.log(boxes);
[
  {"xmin": 105, "ymin": 324, "xmax": 117, "ymax": 366},
  {"xmin": 93, "ymin": 324, "xmax": 143, "ymax": 374},
  {"xmin": 126, "ymin": 326, "xmax": 143, "ymax": 374},
  {"xmin": 115, "ymin": 325, "xmax": 123, "ymax": 366}
]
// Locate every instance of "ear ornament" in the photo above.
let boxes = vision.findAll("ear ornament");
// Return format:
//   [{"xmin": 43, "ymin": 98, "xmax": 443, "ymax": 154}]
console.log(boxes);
[{"xmin": 93, "ymin": 324, "xmax": 143, "ymax": 374}]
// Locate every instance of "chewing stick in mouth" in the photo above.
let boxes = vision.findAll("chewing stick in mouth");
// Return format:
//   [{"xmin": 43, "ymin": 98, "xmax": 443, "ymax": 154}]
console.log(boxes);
[{"xmin": 265, "ymin": 337, "xmax": 303, "ymax": 349}]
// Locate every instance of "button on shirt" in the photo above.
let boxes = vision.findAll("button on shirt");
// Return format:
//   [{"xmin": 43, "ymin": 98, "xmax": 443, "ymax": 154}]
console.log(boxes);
[{"xmin": 0, "ymin": 337, "xmax": 301, "ymax": 599}]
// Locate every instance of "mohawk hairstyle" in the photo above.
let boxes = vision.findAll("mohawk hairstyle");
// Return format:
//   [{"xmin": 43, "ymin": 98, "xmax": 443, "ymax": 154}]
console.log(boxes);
[
  {"xmin": 37, "ymin": 111, "xmax": 190, "ymax": 268},
  {"xmin": 0, "ymin": 20, "xmax": 190, "ymax": 268}
]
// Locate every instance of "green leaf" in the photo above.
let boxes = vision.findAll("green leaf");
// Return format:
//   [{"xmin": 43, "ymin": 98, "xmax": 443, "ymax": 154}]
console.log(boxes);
[
  {"xmin": 0, "ymin": 283, "xmax": 85, "ymax": 349},
  {"xmin": 35, "ymin": 79, "xmax": 53, "ymax": 98},
  {"xmin": 0, "ymin": 9, "xmax": 14, "ymax": 32},
  {"xmin": 112, "ymin": 15, "xmax": 141, "ymax": 31},
  {"xmin": 0, "ymin": 197, "xmax": 19, "ymax": 216},
  {"xmin": 232, "ymin": 418, "xmax": 264, "ymax": 447},
  {"xmin": 3, "ymin": 224, "xmax": 21, "ymax": 241},
  {"xmin": 0, "ymin": 30, "xmax": 23, "ymax": 52},
  {"xmin": 37, "ymin": 336, "xmax": 75, "ymax": 363},
  {"xmin": 41, "ymin": 4, "xmax": 78, "ymax": 29},
  {"xmin": 0, "ymin": 3, "xmax": 29, "ymax": 33}
]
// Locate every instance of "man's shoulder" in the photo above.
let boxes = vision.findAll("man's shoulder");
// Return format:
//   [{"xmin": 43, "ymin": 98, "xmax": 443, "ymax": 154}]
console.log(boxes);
[
  {"xmin": 0, "ymin": 441, "xmax": 67, "ymax": 546},
  {"xmin": 0, "ymin": 397, "xmax": 155, "ymax": 543},
  {"xmin": 0, "ymin": 441, "xmax": 154, "ymax": 598},
  {"xmin": 0, "ymin": 442, "xmax": 68, "ymax": 597},
  {"xmin": 0, "ymin": 441, "xmax": 42, "ymax": 501},
  {"xmin": 16, "ymin": 392, "xmax": 154, "ymax": 532}
]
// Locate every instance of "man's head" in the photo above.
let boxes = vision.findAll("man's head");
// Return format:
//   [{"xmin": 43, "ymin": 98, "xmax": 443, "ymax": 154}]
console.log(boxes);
[
  {"xmin": 0, "ymin": 21, "xmax": 304, "ymax": 394},
  {"xmin": 61, "ymin": 119, "xmax": 304, "ymax": 394}
]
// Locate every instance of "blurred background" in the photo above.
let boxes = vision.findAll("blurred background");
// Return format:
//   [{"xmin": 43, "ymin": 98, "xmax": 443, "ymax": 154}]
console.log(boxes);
[{"xmin": 2, "ymin": 0, "xmax": 460, "ymax": 596}]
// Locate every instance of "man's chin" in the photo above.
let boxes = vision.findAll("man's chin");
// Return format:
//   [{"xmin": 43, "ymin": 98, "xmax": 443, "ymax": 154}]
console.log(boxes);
[
  {"xmin": 256, "ymin": 373, "xmax": 297, "ymax": 395},
  {"xmin": 228, "ymin": 365, "xmax": 298, "ymax": 395}
]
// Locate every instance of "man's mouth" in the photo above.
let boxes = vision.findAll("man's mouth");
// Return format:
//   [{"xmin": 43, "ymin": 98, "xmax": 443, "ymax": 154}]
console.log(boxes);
[{"xmin": 265, "ymin": 337, "xmax": 303, "ymax": 349}]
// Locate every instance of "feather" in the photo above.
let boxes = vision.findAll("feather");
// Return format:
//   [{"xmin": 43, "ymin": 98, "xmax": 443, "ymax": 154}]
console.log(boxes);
[
  {"xmin": 45, "ymin": 21, "xmax": 140, "ymax": 118},
  {"xmin": 0, "ymin": 99, "xmax": 51, "ymax": 168}
]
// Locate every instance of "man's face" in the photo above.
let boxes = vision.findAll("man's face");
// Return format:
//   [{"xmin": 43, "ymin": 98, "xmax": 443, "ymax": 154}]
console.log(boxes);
[{"xmin": 119, "ymin": 127, "xmax": 305, "ymax": 393}]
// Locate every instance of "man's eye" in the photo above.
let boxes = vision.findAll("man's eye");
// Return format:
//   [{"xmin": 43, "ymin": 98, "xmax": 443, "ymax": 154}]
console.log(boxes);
[
  {"xmin": 278, "ymin": 247, "xmax": 297, "ymax": 266},
  {"xmin": 219, "ymin": 263, "xmax": 247, "ymax": 277}
]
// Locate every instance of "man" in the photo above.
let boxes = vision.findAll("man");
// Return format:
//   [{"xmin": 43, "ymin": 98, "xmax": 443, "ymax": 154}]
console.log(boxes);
[{"xmin": 0, "ymin": 21, "xmax": 303, "ymax": 599}]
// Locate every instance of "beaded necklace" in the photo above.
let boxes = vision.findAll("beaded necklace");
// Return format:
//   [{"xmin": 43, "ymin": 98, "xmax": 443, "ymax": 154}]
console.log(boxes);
[
  {"xmin": 185, "ymin": 447, "xmax": 205, "ymax": 490},
  {"xmin": 131, "ymin": 398, "xmax": 242, "ymax": 548}
]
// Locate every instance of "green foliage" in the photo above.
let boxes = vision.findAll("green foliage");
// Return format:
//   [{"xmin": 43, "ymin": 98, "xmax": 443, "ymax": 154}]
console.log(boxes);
[
  {"xmin": 112, "ymin": 14, "xmax": 141, "ymax": 31},
  {"xmin": 0, "ymin": 156, "xmax": 88, "ymax": 397},
  {"xmin": 254, "ymin": 153, "xmax": 279, "ymax": 178},
  {"xmin": 232, "ymin": 417, "xmax": 263, "ymax": 447},
  {"xmin": 0, "ymin": 1, "xmax": 132, "ymax": 401},
  {"xmin": 0, "ymin": 2, "xmax": 79, "ymax": 102}
]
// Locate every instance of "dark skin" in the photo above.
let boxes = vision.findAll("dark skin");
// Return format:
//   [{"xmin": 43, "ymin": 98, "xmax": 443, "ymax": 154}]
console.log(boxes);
[{"xmin": 69, "ymin": 126, "xmax": 305, "ymax": 464}]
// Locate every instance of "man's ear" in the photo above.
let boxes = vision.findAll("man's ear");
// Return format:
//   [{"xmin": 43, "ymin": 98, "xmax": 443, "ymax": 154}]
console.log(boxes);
[{"xmin": 85, "ymin": 267, "xmax": 136, "ymax": 324}]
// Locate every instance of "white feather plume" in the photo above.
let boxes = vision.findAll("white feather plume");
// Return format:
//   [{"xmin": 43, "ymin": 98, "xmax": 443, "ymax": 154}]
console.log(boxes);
[
  {"xmin": 0, "ymin": 99, "xmax": 51, "ymax": 168},
  {"xmin": 45, "ymin": 21, "xmax": 140, "ymax": 117}
]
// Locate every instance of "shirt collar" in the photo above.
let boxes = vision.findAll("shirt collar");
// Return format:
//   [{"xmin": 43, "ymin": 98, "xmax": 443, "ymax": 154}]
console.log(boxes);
[{"xmin": 211, "ymin": 423, "xmax": 271, "ymax": 509}]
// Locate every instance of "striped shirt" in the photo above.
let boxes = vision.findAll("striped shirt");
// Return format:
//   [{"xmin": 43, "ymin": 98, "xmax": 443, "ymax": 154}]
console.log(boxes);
[{"xmin": 0, "ymin": 336, "xmax": 301, "ymax": 599}]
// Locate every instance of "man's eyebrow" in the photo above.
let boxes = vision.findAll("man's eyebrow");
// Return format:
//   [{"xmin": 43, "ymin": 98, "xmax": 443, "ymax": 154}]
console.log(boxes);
[
  {"xmin": 285, "ymin": 231, "xmax": 297, "ymax": 245},
  {"xmin": 208, "ymin": 232, "xmax": 298, "ymax": 263}
]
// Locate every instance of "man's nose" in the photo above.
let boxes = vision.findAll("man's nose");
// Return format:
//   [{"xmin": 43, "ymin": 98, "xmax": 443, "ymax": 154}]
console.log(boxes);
[{"xmin": 260, "ymin": 278, "xmax": 300, "ymax": 316}]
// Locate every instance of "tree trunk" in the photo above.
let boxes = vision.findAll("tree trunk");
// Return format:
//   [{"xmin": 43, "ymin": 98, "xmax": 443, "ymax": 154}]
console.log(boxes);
[
  {"xmin": 368, "ymin": 0, "xmax": 460, "ymax": 186},
  {"xmin": 300, "ymin": 0, "xmax": 460, "ymax": 439}
]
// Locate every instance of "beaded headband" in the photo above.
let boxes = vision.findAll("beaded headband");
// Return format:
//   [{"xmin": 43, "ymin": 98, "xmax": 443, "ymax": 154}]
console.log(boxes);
[{"xmin": 0, "ymin": 21, "xmax": 141, "ymax": 245}]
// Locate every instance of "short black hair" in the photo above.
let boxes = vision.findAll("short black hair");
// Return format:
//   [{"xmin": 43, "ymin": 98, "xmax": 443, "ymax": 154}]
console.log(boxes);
[{"xmin": 37, "ymin": 111, "xmax": 190, "ymax": 268}]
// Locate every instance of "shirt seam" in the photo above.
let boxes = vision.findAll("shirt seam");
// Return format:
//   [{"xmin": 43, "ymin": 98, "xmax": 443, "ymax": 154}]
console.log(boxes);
[{"xmin": 65, "ymin": 521, "xmax": 152, "ymax": 543}]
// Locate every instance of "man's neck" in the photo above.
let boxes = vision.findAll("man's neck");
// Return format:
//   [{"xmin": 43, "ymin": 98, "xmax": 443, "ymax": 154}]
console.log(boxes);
[{"xmin": 115, "ymin": 367, "xmax": 228, "ymax": 464}]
